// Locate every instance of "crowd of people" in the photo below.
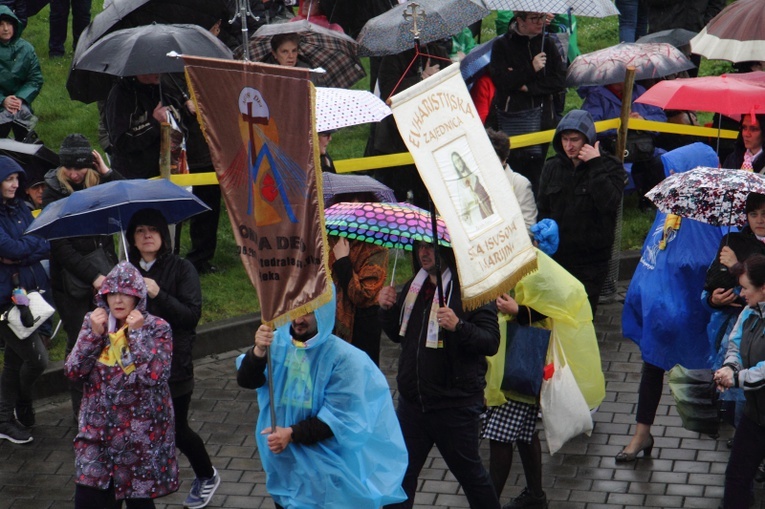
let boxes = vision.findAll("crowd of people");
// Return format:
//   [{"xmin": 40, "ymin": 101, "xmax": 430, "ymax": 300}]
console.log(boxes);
[{"xmin": 0, "ymin": 1, "xmax": 763, "ymax": 508}]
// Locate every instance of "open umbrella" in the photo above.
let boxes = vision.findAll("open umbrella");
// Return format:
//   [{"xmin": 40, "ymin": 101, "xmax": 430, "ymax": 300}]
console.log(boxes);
[
  {"xmin": 460, "ymin": 37, "xmax": 496, "ymax": 86},
  {"xmin": 0, "ymin": 139, "xmax": 58, "ymax": 184},
  {"xmin": 636, "ymin": 28, "xmax": 697, "ymax": 48},
  {"xmin": 566, "ymin": 42, "xmax": 696, "ymax": 87},
  {"xmin": 67, "ymin": 0, "xmax": 231, "ymax": 103},
  {"xmin": 323, "ymin": 173, "xmax": 396, "ymax": 207},
  {"xmin": 483, "ymin": 0, "xmax": 619, "ymax": 18},
  {"xmin": 324, "ymin": 201, "xmax": 451, "ymax": 251},
  {"xmin": 690, "ymin": 0, "xmax": 765, "ymax": 63},
  {"xmin": 73, "ymin": 23, "xmax": 233, "ymax": 78},
  {"xmin": 635, "ymin": 73, "xmax": 765, "ymax": 117},
  {"xmin": 645, "ymin": 167, "xmax": 765, "ymax": 227},
  {"xmin": 26, "ymin": 179, "xmax": 210, "ymax": 240},
  {"xmin": 357, "ymin": 0, "xmax": 490, "ymax": 57},
  {"xmin": 241, "ymin": 20, "xmax": 365, "ymax": 89},
  {"xmin": 316, "ymin": 87, "xmax": 391, "ymax": 133}
]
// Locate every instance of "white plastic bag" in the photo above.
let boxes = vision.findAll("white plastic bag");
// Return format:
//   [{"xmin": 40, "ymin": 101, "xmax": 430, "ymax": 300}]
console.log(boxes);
[{"xmin": 540, "ymin": 337, "xmax": 593, "ymax": 455}]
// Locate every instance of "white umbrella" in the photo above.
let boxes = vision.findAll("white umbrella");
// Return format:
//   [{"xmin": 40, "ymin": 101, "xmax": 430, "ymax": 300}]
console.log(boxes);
[
  {"xmin": 315, "ymin": 87, "xmax": 392, "ymax": 132},
  {"xmin": 690, "ymin": 0, "xmax": 765, "ymax": 63},
  {"xmin": 483, "ymin": 0, "xmax": 619, "ymax": 17}
]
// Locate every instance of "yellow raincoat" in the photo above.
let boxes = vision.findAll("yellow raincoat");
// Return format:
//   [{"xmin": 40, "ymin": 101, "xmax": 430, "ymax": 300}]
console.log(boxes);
[{"xmin": 485, "ymin": 249, "xmax": 605, "ymax": 410}]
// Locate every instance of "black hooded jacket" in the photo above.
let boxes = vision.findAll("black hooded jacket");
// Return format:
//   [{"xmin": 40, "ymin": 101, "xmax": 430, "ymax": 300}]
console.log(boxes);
[
  {"xmin": 128, "ymin": 212, "xmax": 202, "ymax": 397},
  {"xmin": 537, "ymin": 110, "xmax": 627, "ymax": 266},
  {"xmin": 379, "ymin": 272, "xmax": 499, "ymax": 411}
]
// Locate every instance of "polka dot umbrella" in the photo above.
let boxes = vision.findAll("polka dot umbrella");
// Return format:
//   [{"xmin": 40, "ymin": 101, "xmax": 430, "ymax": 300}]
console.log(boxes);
[{"xmin": 324, "ymin": 201, "xmax": 451, "ymax": 251}]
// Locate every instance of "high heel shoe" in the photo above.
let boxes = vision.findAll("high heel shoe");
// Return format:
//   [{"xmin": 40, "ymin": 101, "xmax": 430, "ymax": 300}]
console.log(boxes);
[{"xmin": 614, "ymin": 434, "xmax": 654, "ymax": 463}]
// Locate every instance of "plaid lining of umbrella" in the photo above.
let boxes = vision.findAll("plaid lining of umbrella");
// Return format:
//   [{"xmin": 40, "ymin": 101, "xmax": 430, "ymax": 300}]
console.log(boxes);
[{"xmin": 246, "ymin": 28, "xmax": 365, "ymax": 89}]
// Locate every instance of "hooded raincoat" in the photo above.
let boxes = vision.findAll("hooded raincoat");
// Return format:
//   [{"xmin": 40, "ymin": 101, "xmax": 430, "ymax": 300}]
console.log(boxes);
[
  {"xmin": 236, "ymin": 288, "xmax": 407, "ymax": 509},
  {"xmin": 0, "ymin": 158, "xmax": 49, "ymax": 306},
  {"xmin": 622, "ymin": 143, "xmax": 723, "ymax": 371},
  {"xmin": 0, "ymin": 6, "xmax": 42, "ymax": 112},
  {"xmin": 537, "ymin": 109, "xmax": 627, "ymax": 267},
  {"xmin": 64, "ymin": 261, "xmax": 178, "ymax": 501},
  {"xmin": 486, "ymin": 249, "xmax": 605, "ymax": 410}
]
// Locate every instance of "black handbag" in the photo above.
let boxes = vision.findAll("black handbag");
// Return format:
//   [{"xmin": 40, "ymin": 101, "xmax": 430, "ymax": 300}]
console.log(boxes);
[
  {"xmin": 623, "ymin": 131, "xmax": 655, "ymax": 163},
  {"xmin": 501, "ymin": 320, "xmax": 552, "ymax": 397},
  {"xmin": 496, "ymin": 106, "xmax": 544, "ymax": 158},
  {"xmin": 60, "ymin": 248, "xmax": 114, "ymax": 300}
]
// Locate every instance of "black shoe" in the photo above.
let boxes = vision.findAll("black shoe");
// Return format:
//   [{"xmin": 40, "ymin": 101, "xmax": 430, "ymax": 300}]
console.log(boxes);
[
  {"xmin": 195, "ymin": 262, "xmax": 219, "ymax": 275},
  {"xmin": 0, "ymin": 420, "xmax": 33, "ymax": 444},
  {"xmin": 14, "ymin": 402, "xmax": 34, "ymax": 428},
  {"xmin": 503, "ymin": 487, "xmax": 548, "ymax": 509}
]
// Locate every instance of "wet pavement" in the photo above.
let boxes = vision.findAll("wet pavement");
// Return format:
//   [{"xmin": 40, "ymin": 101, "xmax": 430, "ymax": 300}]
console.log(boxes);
[{"xmin": 0, "ymin": 281, "xmax": 759, "ymax": 508}]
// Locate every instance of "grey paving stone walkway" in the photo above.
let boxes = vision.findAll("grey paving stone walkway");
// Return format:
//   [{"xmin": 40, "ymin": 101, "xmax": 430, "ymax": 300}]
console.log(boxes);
[{"xmin": 1, "ymin": 282, "xmax": 762, "ymax": 508}]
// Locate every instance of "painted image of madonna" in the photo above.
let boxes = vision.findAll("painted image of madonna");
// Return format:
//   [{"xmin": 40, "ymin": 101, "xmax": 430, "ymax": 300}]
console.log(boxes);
[{"xmin": 439, "ymin": 146, "xmax": 496, "ymax": 236}]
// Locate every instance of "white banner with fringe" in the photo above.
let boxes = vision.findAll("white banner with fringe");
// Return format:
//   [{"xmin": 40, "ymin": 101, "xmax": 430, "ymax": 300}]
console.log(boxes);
[{"xmin": 389, "ymin": 63, "xmax": 537, "ymax": 309}]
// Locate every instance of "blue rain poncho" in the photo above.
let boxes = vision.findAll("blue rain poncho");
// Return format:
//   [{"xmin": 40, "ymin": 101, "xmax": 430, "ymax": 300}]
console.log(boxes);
[
  {"xmin": 622, "ymin": 143, "xmax": 724, "ymax": 370},
  {"xmin": 237, "ymin": 288, "xmax": 407, "ymax": 509}
]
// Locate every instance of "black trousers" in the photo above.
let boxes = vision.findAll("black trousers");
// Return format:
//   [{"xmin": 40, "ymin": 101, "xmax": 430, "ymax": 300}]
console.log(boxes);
[
  {"xmin": 385, "ymin": 398, "xmax": 500, "ymax": 509},
  {"xmin": 184, "ymin": 173, "xmax": 221, "ymax": 269},
  {"xmin": 724, "ymin": 414, "xmax": 765, "ymax": 508},
  {"xmin": 173, "ymin": 392, "xmax": 214, "ymax": 480},
  {"xmin": 49, "ymin": 0, "xmax": 91, "ymax": 55},
  {"xmin": 636, "ymin": 361, "xmax": 665, "ymax": 426}
]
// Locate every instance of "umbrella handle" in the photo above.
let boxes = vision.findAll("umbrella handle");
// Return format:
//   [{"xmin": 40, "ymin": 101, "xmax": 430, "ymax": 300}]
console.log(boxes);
[
  {"xmin": 390, "ymin": 248, "xmax": 399, "ymax": 286},
  {"xmin": 429, "ymin": 200, "xmax": 444, "ymax": 307}
]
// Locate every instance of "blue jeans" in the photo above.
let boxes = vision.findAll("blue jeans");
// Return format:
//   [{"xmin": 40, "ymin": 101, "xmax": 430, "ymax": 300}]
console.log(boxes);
[
  {"xmin": 615, "ymin": 0, "xmax": 648, "ymax": 43},
  {"xmin": 0, "ymin": 323, "xmax": 48, "ymax": 422},
  {"xmin": 384, "ymin": 397, "xmax": 500, "ymax": 509}
]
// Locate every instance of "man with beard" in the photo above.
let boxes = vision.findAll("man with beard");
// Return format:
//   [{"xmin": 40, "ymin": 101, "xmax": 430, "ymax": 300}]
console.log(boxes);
[{"xmin": 236, "ymin": 288, "xmax": 407, "ymax": 509}]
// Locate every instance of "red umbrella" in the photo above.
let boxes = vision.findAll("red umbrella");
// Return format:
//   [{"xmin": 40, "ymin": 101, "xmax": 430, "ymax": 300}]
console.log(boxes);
[
  {"xmin": 635, "ymin": 73, "xmax": 765, "ymax": 116},
  {"xmin": 690, "ymin": 0, "xmax": 765, "ymax": 63}
]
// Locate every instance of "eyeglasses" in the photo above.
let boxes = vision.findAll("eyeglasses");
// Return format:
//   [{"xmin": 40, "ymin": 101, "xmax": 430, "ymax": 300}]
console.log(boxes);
[
  {"xmin": 524, "ymin": 14, "xmax": 545, "ymax": 23},
  {"xmin": 742, "ymin": 125, "xmax": 762, "ymax": 133}
]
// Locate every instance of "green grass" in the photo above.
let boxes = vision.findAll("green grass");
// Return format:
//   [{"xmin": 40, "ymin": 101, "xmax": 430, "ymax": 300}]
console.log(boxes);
[{"xmin": 10, "ymin": 7, "xmax": 738, "ymax": 363}]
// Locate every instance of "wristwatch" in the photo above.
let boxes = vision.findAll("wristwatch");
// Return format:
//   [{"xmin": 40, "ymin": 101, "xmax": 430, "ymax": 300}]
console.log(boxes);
[{"xmin": 455, "ymin": 319, "xmax": 465, "ymax": 332}]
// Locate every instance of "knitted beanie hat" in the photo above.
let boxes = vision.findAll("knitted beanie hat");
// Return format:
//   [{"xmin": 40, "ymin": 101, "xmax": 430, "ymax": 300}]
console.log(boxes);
[{"xmin": 59, "ymin": 134, "xmax": 93, "ymax": 168}]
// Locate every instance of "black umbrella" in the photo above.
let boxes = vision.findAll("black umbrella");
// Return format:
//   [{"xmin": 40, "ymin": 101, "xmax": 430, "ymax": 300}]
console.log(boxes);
[
  {"xmin": 636, "ymin": 28, "xmax": 697, "ymax": 49},
  {"xmin": 73, "ymin": 23, "xmax": 233, "ymax": 81},
  {"xmin": 0, "ymin": 139, "xmax": 59, "ymax": 187},
  {"xmin": 67, "ymin": 0, "xmax": 231, "ymax": 103}
]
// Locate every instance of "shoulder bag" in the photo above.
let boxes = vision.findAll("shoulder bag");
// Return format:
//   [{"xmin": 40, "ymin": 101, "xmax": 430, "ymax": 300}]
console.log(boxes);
[{"xmin": 501, "ymin": 309, "xmax": 551, "ymax": 397}]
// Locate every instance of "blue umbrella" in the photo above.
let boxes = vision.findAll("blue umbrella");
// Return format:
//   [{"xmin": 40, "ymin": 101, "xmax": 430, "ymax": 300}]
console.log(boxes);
[
  {"xmin": 460, "ymin": 37, "xmax": 497, "ymax": 87},
  {"xmin": 25, "ymin": 179, "xmax": 210, "ymax": 240}
]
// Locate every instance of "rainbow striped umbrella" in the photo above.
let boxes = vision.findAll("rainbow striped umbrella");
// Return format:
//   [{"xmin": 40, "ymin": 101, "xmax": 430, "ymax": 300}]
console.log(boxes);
[{"xmin": 324, "ymin": 202, "xmax": 451, "ymax": 251}]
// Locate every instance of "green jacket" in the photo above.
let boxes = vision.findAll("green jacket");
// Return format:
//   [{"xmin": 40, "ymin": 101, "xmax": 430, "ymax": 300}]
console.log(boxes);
[{"xmin": 0, "ymin": 6, "xmax": 42, "ymax": 109}]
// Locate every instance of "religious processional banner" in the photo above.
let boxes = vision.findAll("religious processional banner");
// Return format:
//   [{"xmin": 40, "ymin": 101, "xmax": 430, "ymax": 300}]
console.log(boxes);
[
  {"xmin": 389, "ymin": 64, "xmax": 537, "ymax": 309},
  {"xmin": 183, "ymin": 57, "xmax": 331, "ymax": 326}
]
